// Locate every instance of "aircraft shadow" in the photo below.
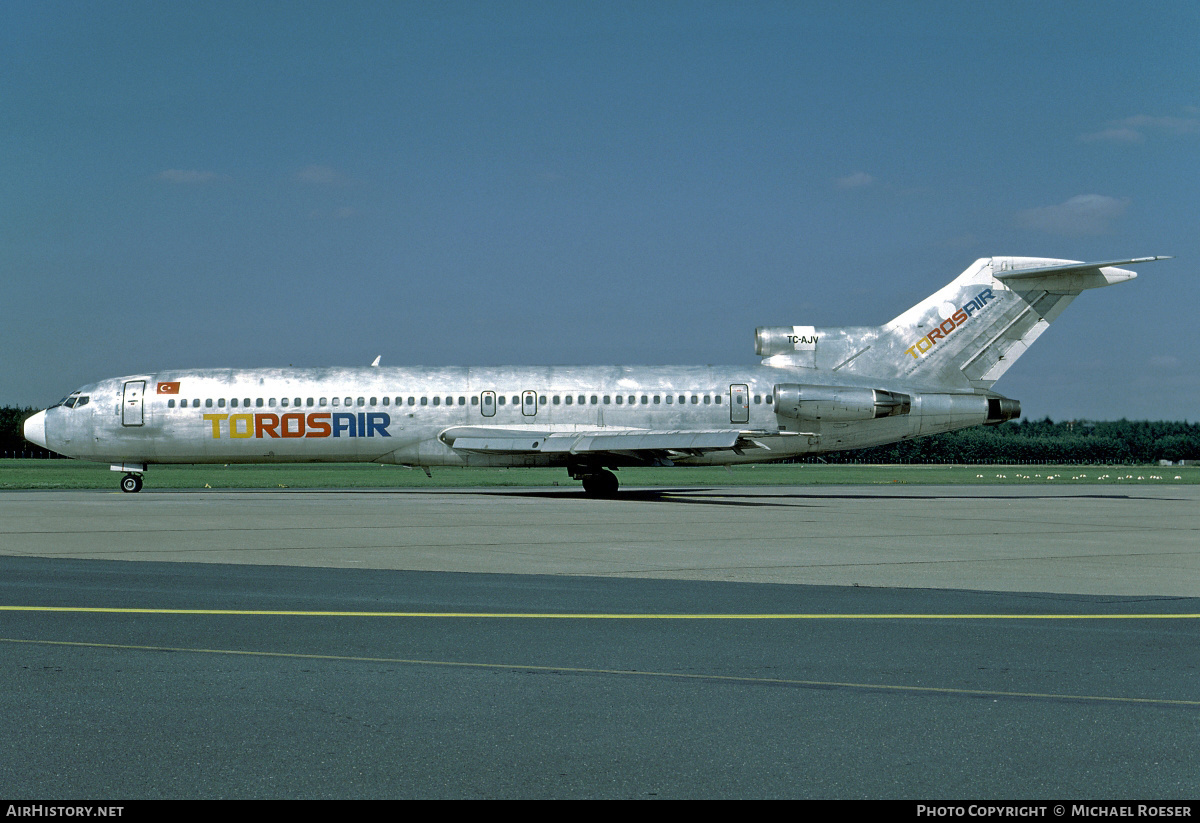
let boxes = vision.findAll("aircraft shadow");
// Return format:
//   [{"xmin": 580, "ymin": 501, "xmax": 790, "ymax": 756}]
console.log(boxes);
[{"xmin": 453, "ymin": 487, "xmax": 1162, "ymax": 507}]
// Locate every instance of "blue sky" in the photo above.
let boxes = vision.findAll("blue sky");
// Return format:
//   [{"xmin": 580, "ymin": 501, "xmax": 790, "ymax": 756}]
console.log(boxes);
[{"xmin": 3, "ymin": 1, "xmax": 1197, "ymax": 420}]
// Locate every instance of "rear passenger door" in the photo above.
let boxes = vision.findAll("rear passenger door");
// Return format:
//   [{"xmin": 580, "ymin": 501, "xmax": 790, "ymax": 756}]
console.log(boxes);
[{"xmin": 730, "ymin": 383, "xmax": 749, "ymax": 424}]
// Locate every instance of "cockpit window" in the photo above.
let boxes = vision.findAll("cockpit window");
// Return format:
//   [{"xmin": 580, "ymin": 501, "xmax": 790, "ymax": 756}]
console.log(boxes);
[
  {"xmin": 50, "ymin": 391, "xmax": 81, "ymax": 409},
  {"xmin": 52, "ymin": 392, "xmax": 90, "ymax": 409}
]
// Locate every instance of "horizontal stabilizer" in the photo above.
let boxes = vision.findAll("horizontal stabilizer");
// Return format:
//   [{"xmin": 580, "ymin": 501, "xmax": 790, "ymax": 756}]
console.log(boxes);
[{"xmin": 993, "ymin": 256, "xmax": 1170, "ymax": 282}]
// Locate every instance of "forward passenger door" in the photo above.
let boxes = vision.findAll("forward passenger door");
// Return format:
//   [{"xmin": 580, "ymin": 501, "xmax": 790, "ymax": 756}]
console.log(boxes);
[{"xmin": 122, "ymin": 380, "xmax": 145, "ymax": 427}]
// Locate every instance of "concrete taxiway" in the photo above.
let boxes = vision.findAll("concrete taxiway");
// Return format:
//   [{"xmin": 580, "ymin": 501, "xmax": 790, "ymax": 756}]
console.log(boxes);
[
  {"xmin": 3, "ymin": 485, "xmax": 1198, "ymax": 798},
  {"xmin": 1, "ymin": 485, "xmax": 1198, "ymax": 596}
]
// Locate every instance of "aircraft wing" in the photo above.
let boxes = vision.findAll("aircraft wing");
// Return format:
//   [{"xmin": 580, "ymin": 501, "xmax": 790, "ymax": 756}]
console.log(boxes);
[{"xmin": 439, "ymin": 426, "xmax": 760, "ymax": 458}]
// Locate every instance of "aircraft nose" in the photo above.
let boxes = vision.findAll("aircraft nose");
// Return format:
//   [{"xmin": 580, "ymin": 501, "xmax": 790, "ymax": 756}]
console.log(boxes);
[{"xmin": 23, "ymin": 410, "xmax": 48, "ymax": 449}]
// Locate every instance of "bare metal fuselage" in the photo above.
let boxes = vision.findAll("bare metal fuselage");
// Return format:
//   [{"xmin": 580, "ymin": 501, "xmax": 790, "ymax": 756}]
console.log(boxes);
[{"xmin": 39, "ymin": 362, "xmax": 988, "ymax": 468}]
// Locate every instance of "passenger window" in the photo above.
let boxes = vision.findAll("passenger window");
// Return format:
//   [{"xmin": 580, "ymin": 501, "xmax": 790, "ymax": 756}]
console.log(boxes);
[
  {"xmin": 471, "ymin": 396, "xmax": 478, "ymax": 405},
  {"xmin": 554, "ymin": 396, "xmax": 561, "ymax": 405},
  {"xmin": 498, "ymin": 396, "xmax": 506, "ymax": 405},
  {"xmin": 357, "ymin": 397, "xmax": 364, "ymax": 406},
  {"xmin": 167, "ymin": 399, "xmax": 175, "ymax": 408},
  {"xmin": 615, "ymin": 396, "xmax": 623, "ymax": 405},
  {"xmin": 218, "ymin": 398, "xmax": 226, "ymax": 407},
  {"xmin": 421, "ymin": 397, "xmax": 428, "ymax": 406},
  {"xmin": 381, "ymin": 397, "xmax": 388, "ymax": 406},
  {"xmin": 369, "ymin": 397, "xmax": 376, "ymax": 406},
  {"xmin": 603, "ymin": 396, "xmax": 611, "ymax": 404},
  {"xmin": 256, "ymin": 398, "xmax": 264, "ymax": 408},
  {"xmin": 691, "ymin": 396, "xmax": 699, "ymax": 404},
  {"xmin": 665, "ymin": 396, "xmax": 673, "ymax": 404},
  {"xmin": 641, "ymin": 396, "xmax": 648, "ymax": 404},
  {"xmin": 230, "ymin": 398, "xmax": 238, "ymax": 408},
  {"xmin": 590, "ymin": 396, "xmax": 598, "ymax": 404},
  {"xmin": 653, "ymin": 396, "xmax": 660, "ymax": 404},
  {"xmin": 206, "ymin": 399, "xmax": 213, "ymax": 408},
  {"xmin": 407, "ymin": 397, "xmax": 415, "ymax": 406},
  {"xmin": 319, "ymin": 397, "xmax": 327, "ymax": 406},
  {"xmin": 433, "ymin": 397, "xmax": 441, "ymax": 406}
]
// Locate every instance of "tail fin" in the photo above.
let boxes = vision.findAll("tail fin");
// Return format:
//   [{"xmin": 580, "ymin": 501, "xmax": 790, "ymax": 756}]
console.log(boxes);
[{"xmin": 762, "ymin": 256, "xmax": 1169, "ymax": 390}]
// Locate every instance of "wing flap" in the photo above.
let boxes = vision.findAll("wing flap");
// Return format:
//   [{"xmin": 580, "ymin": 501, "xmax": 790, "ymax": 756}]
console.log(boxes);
[
  {"xmin": 570, "ymin": 430, "xmax": 741, "ymax": 453},
  {"xmin": 442, "ymin": 426, "xmax": 742, "ymax": 456}
]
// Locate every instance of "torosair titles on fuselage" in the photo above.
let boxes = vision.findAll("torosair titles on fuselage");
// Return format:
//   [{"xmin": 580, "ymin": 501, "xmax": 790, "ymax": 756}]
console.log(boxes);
[{"xmin": 23, "ymin": 255, "xmax": 1169, "ymax": 494}]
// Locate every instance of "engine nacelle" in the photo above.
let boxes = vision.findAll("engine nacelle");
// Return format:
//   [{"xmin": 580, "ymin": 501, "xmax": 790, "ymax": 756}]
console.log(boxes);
[
  {"xmin": 755, "ymin": 326, "xmax": 819, "ymax": 357},
  {"xmin": 773, "ymin": 383, "xmax": 911, "ymax": 421},
  {"xmin": 986, "ymin": 396, "xmax": 1021, "ymax": 424}
]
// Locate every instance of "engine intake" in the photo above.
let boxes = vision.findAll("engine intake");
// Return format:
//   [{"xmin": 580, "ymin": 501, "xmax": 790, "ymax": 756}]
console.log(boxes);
[{"xmin": 773, "ymin": 384, "xmax": 911, "ymax": 421}]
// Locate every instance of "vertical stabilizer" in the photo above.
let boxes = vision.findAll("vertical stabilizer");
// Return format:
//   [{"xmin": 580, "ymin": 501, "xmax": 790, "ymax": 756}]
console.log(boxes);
[{"xmin": 762, "ymin": 256, "xmax": 1167, "ymax": 390}]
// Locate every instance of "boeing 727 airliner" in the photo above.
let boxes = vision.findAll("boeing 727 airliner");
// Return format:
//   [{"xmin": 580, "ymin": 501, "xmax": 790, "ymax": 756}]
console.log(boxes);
[{"xmin": 23, "ymin": 256, "xmax": 1170, "ymax": 494}]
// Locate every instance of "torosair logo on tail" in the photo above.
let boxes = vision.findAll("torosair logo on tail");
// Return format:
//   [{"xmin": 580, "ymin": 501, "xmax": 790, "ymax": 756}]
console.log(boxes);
[{"xmin": 905, "ymin": 289, "xmax": 995, "ymax": 359}]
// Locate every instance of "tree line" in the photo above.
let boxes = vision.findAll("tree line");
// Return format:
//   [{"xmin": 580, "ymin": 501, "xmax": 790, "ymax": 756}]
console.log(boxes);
[
  {"xmin": 1, "ymin": 405, "xmax": 1196, "ymax": 463},
  {"xmin": 804, "ymin": 417, "xmax": 1200, "ymax": 464}
]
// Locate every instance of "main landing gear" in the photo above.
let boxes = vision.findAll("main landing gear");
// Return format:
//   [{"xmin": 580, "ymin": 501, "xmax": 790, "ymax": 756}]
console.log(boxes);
[
  {"xmin": 578, "ymin": 469, "xmax": 619, "ymax": 497},
  {"xmin": 120, "ymin": 473, "xmax": 143, "ymax": 493}
]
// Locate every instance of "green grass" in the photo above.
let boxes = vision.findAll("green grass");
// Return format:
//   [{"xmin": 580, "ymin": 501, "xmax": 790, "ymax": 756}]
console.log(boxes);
[{"xmin": 1, "ymin": 459, "xmax": 1197, "ymax": 490}]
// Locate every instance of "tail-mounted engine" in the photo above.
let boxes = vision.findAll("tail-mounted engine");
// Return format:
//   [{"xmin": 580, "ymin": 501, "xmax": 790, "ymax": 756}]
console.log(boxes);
[
  {"xmin": 773, "ymin": 384, "xmax": 911, "ymax": 422},
  {"xmin": 985, "ymin": 397, "xmax": 1021, "ymax": 424}
]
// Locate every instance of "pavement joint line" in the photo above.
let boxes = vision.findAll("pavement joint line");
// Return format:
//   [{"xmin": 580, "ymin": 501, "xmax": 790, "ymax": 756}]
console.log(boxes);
[
  {"xmin": 2, "ymin": 606, "xmax": 1199, "ymax": 618},
  {"xmin": 3, "ymin": 636, "xmax": 1197, "ymax": 707}
]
